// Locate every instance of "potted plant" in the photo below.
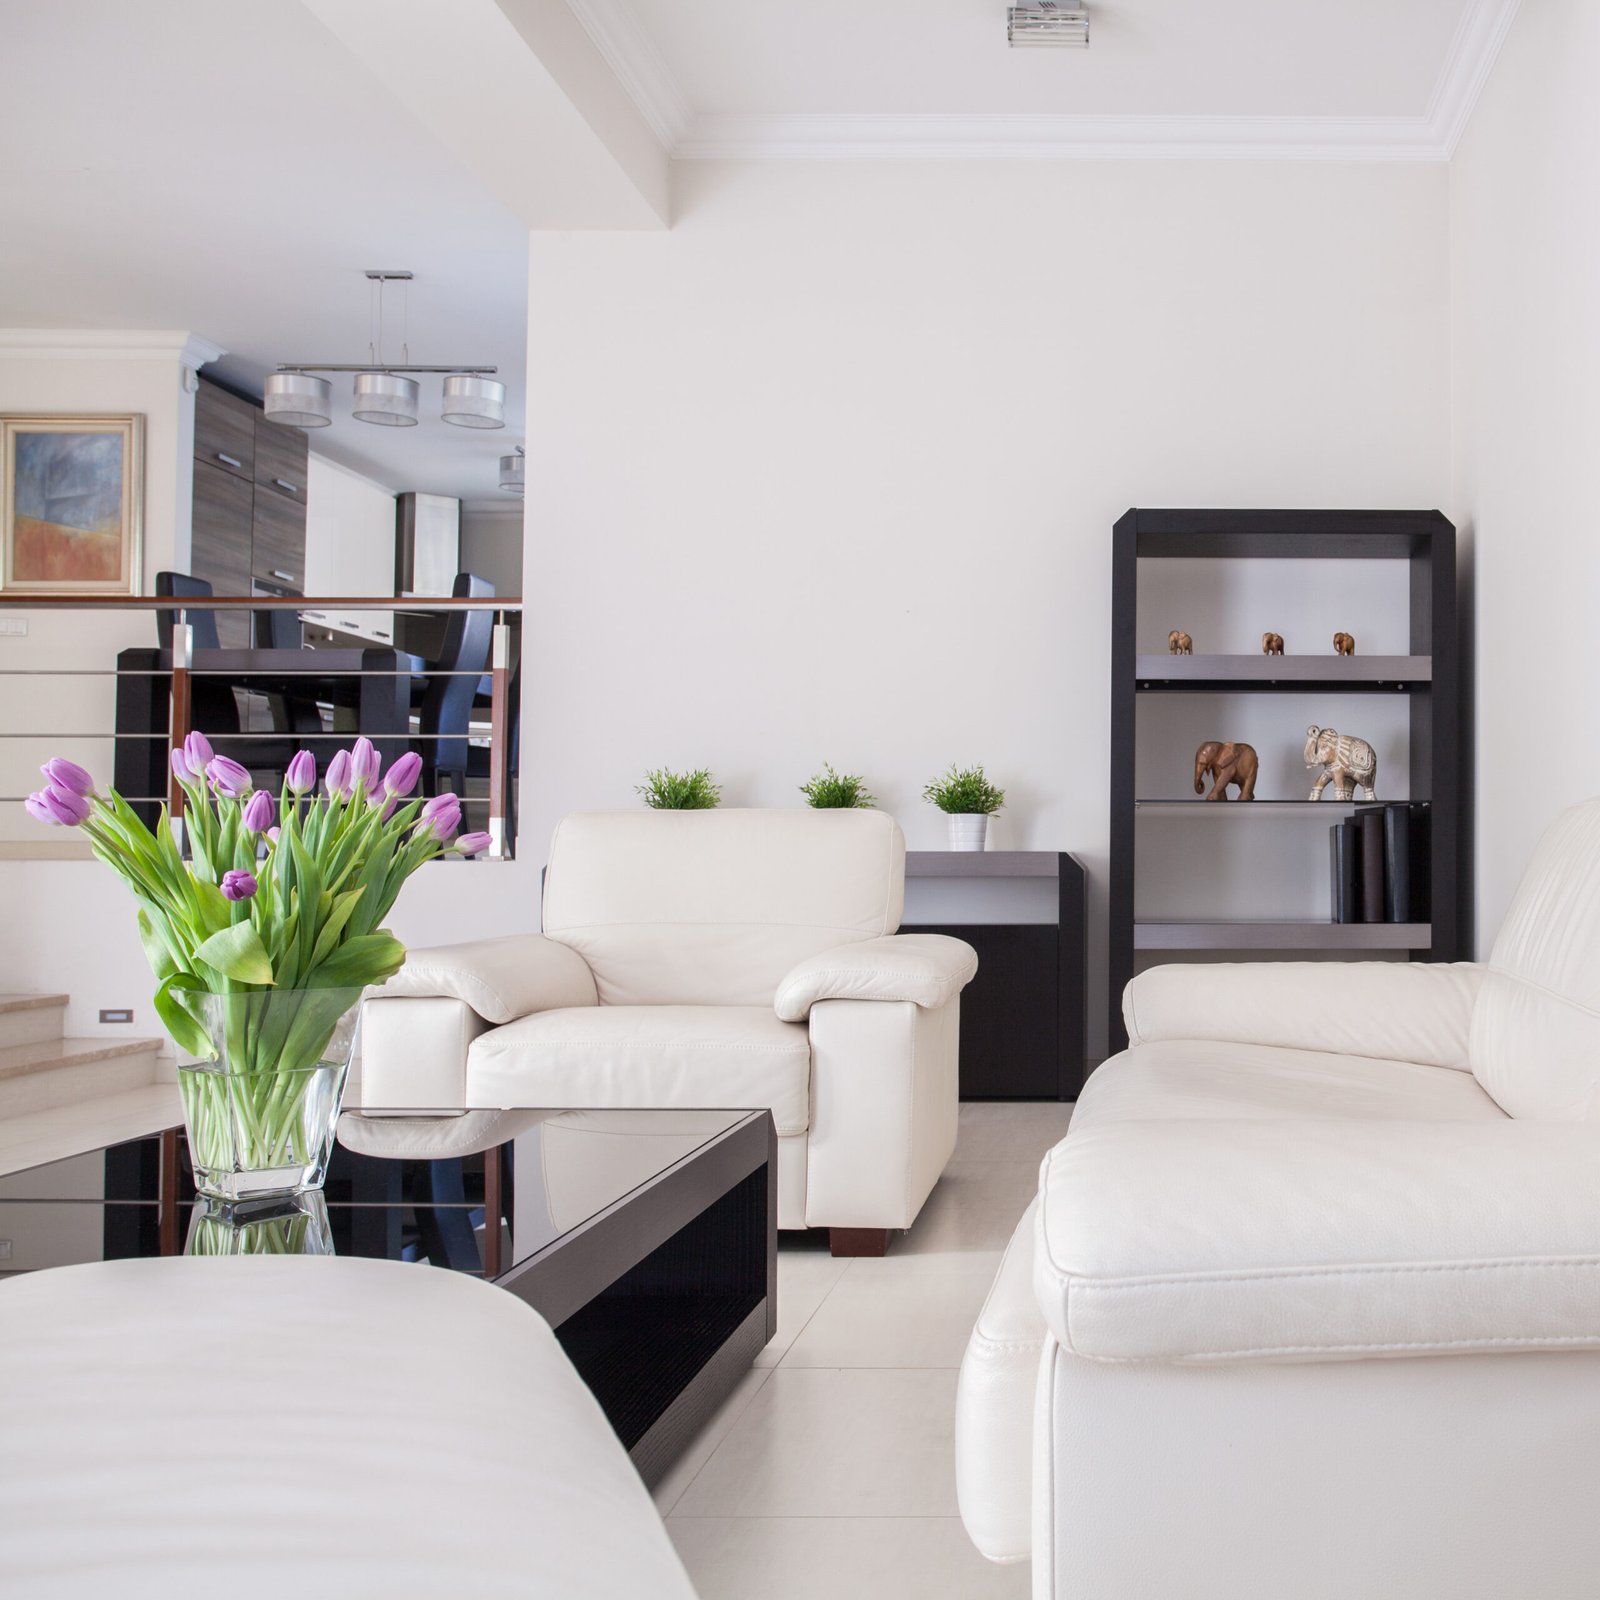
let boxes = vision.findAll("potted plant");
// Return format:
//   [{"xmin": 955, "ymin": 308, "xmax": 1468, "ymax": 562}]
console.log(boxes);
[
  {"xmin": 636, "ymin": 768, "xmax": 721, "ymax": 809},
  {"xmin": 799, "ymin": 764, "xmax": 875, "ymax": 809},
  {"xmin": 923, "ymin": 764, "xmax": 1005, "ymax": 851},
  {"xmin": 25, "ymin": 735, "xmax": 491, "ymax": 1206}
]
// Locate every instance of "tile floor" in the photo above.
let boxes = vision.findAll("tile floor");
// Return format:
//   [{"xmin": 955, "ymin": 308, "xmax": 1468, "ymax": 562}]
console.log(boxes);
[{"xmin": 658, "ymin": 1100, "xmax": 1073, "ymax": 1599}]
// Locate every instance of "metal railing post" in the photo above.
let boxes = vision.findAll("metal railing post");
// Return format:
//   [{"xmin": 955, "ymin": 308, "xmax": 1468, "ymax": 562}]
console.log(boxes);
[
  {"xmin": 168, "ymin": 619, "xmax": 193, "ymax": 841},
  {"xmin": 487, "ymin": 617, "xmax": 512, "ymax": 860}
]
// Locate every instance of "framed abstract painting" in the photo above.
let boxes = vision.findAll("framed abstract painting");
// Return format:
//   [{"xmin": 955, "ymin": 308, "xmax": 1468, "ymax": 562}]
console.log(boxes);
[{"xmin": 1, "ymin": 414, "xmax": 144, "ymax": 594}]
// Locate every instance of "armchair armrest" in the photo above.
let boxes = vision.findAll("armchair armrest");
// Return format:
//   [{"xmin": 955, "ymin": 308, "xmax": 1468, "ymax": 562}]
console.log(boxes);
[
  {"xmin": 775, "ymin": 934, "xmax": 978, "ymax": 1023},
  {"xmin": 376, "ymin": 934, "xmax": 598, "ymax": 1024},
  {"xmin": 1123, "ymin": 960, "xmax": 1484, "ymax": 1071}
]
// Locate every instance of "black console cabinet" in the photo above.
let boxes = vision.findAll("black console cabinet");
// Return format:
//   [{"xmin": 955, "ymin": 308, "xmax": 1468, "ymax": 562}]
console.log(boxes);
[{"xmin": 902, "ymin": 850, "xmax": 1086, "ymax": 1102}]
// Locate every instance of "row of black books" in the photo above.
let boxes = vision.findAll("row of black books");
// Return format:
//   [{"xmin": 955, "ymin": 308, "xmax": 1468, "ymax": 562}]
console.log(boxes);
[{"xmin": 1330, "ymin": 802, "xmax": 1430, "ymax": 924}]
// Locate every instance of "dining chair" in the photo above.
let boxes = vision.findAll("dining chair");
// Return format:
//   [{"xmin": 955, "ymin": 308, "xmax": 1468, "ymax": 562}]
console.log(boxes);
[{"xmin": 418, "ymin": 573, "xmax": 496, "ymax": 821}]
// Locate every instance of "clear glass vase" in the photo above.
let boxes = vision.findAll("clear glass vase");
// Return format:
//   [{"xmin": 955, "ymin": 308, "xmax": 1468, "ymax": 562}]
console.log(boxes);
[{"xmin": 177, "ymin": 988, "xmax": 363, "ymax": 1201}]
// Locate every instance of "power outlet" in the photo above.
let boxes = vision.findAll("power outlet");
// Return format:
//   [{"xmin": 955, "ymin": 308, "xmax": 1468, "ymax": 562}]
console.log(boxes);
[
  {"xmin": 98, "ymin": 1008, "xmax": 133, "ymax": 1024},
  {"xmin": 0, "ymin": 1241, "xmax": 12, "ymax": 1262},
  {"xmin": 0, "ymin": 616, "xmax": 26, "ymax": 637}
]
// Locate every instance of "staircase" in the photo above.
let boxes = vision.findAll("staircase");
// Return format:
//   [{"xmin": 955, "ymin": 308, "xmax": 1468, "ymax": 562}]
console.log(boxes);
[{"xmin": 0, "ymin": 995, "xmax": 164, "ymax": 1122}]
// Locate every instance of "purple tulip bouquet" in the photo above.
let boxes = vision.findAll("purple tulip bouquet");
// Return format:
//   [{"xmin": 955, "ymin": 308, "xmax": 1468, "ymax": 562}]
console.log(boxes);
[{"xmin": 27, "ymin": 734, "xmax": 491, "ymax": 1201}]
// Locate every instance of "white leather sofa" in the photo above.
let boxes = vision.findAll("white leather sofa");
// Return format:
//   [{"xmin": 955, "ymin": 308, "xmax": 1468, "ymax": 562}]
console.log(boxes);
[
  {"xmin": 363, "ymin": 809, "xmax": 977, "ymax": 1254},
  {"xmin": 957, "ymin": 797, "xmax": 1600, "ymax": 1599},
  {"xmin": 0, "ymin": 1255, "xmax": 698, "ymax": 1598}
]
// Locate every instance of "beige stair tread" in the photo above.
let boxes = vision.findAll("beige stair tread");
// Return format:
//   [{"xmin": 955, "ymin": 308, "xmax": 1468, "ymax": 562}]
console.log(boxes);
[
  {"xmin": 0, "ymin": 994, "xmax": 68, "ymax": 1015},
  {"xmin": 0, "ymin": 1035, "xmax": 162, "ymax": 1083}
]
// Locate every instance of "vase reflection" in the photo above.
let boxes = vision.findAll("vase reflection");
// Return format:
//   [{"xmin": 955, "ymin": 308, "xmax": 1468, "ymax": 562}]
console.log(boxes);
[{"xmin": 185, "ymin": 1190, "xmax": 335, "ymax": 1256}]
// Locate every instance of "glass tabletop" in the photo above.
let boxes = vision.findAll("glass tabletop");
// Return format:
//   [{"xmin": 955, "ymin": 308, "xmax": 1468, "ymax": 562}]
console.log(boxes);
[{"xmin": 0, "ymin": 1108, "xmax": 753, "ymax": 1276}]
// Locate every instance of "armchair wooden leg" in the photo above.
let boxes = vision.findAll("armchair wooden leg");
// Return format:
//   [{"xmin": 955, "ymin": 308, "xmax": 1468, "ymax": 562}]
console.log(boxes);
[{"xmin": 829, "ymin": 1227, "xmax": 889, "ymax": 1258}]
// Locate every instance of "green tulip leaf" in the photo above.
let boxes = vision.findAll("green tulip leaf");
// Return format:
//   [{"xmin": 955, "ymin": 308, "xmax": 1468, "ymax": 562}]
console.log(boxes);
[
  {"xmin": 152, "ymin": 974, "xmax": 214, "ymax": 1059},
  {"xmin": 306, "ymin": 930, "xmax": 406, "ymax": 989},
  {"xmin": 193, "ymin": 921, "xmax": 275, "ymax": 986},
  {"xmin": 136, "ymin": 908, "xmax": 177, "ymax": 982}
]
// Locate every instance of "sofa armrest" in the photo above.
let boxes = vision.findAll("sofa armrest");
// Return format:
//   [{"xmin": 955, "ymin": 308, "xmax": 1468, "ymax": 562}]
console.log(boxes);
[
  {"xmin": 775, "ymin": 934, "xmax": 977, "ymax": 1023},
  {"xmin": 376, "ymin": 934, "xmax": 598, "ymax": 1024},
  {"xmin": 1123, "ymin": 960, "xmax": 1484, "ymax": 1071},
  {"xmin": 1035, "ymin": 1117, "xmax": 1600, "ymax": 1364}
]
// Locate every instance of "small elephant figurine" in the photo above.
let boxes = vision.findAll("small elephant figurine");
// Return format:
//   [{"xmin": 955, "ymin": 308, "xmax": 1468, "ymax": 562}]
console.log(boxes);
[
  {"xmin": 1261, "ymin": 632, "xmax": 1285, "ymax": 655},
  {"xmin": 1168, "ymin": 630, "xmax": 1193, "ymax": 655},
  {"xmin": 1194, "ymin": 740, "xmax": 1258, "ymax": 802},
  {"xmin": 1305, "ymin": 725, "xmax": 1376, "ymax": 801},
  {"xmin": 1333, "ymin": 632, "xmax": 1355, "ymax": 656}
]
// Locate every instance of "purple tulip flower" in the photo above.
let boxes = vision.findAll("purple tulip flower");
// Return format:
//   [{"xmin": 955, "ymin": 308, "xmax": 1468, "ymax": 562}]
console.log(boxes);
[
  {"xmin": 418, "ymin": 793, "xmax": 462, "ymax": 841},
  {"xmin": 351, "ymin": 737, "xmax": 381, "ymax": 791},
  {"xmin": 383, "ymin": 751, "xmax": 423, "ymax": 798},
  {"xmin": 220, "ymin": 869, "xmax": 258, "ymax": 902},
  {"xmin": 208, "ymin": 755, "xmax": 252, "ymax": 799},
  {"xmin": 325, "ymin": 749, "xmax": 353, "ymax": 800},
  {"xmin": 456, "ymin": 831, "xmax": 493, "ymax": 857},
  {"xmin": 40, "ymin": 758, "xmax": 94, "ymax": 797},
  {"xmin": 183, "ymin": 731, "xmax": 214, "ymax": 773},
  {"xmin": 266, "ymin": 826, "xmax": 281, "ymax": 844},
  {"xmin": 26, "ymin": 786, "xmax": 90, "ymax": 826},
  {"xmin": 170, "ymin": 747, "xmax": 196, "ymax": 784},
  {"xmin": 284, "ymin": 750, "xmax": 316, "ymax": 795},
  {"xmin": 241, "ymin": 789, "xmax": 276, "ymax": 833}
]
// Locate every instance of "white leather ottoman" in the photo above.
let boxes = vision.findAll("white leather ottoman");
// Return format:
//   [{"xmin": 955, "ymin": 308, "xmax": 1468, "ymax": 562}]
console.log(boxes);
[{"xmin": 0, "ymin": 1256, "xmax": 698, "ymax": 1599}]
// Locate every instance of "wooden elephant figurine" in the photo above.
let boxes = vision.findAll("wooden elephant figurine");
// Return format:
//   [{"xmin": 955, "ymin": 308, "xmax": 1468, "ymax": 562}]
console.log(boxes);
[
  {"xmin": 1333, "ymin": 632, "xmax": 1355, "ymax": 656},
  {"xmin": 1305, "ymin": 725, "xmax": 1376, "ymax": 800},
  {"xmin": 1194, "ymin": 740, "xmax": 1258, "ymax": 802},
  {"xmin": 1168, "ymin": 630, "xmax": 1193, "ymax": 655},
  {"xmin": 1262, "ymin": 632, "xmax": 1284, "ymax": 655}
]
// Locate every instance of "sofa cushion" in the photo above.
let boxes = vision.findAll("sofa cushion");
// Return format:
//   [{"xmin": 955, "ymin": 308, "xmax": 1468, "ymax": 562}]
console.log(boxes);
[
  {"xmin": 1472, "ymin": 797, "xmax": 1600, "ymax": 1119},
  {"xmin": 1027, "ymin": 1042, "xmax": 1600, "ymax": 1366},
  {"xmin": 467, "ymin": 1005, "xmax": 812, "ymax": 1135},
  {"xmin": 542, "ymin": 809, "xmax": 905, "ymax": 1006}
]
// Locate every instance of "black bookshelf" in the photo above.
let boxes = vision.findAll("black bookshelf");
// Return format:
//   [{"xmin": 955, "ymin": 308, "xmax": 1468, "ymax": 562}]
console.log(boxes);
[{"xmin": 1107, "ymin": 509, "xmax": 1463, "ymax": 1054}]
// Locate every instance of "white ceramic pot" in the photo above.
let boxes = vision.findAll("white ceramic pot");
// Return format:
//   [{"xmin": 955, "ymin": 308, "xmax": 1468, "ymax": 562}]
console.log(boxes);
[{"xmin": 947, "ymin": 813, "xmax": 989, "ymax": 852}]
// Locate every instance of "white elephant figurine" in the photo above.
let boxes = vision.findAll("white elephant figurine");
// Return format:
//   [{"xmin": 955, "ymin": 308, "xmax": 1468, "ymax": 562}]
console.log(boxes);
[{"xmin": 1305, "ymin": 725, "xmax": 1377, "ymax": 801}]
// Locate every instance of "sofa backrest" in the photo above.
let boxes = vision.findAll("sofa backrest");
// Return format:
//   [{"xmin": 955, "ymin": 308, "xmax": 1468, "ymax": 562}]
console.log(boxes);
[
  {"xmin": 1471, "ymin": 797, "xmax": 1600, "ymax": 1119},
  {"xmin": 542, "ymin": 809, "xmax": 906, "ymax": 1006}
]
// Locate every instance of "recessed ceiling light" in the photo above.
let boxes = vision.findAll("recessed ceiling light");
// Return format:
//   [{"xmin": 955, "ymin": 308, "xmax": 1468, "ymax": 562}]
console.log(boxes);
[{"xmin": 1008, "ymin": 3, "xmax": 1089, "ymax": 48}]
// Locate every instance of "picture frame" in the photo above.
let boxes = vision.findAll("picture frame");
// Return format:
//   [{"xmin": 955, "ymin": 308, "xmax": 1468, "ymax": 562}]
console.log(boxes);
[{"xmin": 1, "ymin": 413, "xmax": 144, "ymax": 595}]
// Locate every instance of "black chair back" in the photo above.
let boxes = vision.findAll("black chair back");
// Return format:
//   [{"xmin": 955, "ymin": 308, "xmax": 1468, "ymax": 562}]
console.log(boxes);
[
  {"xmin": 422, "ymin": 573, "xmax": 496, "ymax": 779},
  {"xmin": 155, "ymin": 572, "xmax": 220, "ymax": 651},
  {"xmin": 253, "ymin": 607, "xmax": 303, "ymax": 650}
]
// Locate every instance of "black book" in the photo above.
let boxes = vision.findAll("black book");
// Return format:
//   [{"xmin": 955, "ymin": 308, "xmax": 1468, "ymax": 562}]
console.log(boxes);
[
  {"xmin": 1403, "ymin": 802, "xmax": 1431, "ymax": 924},
  {"xmin": 1330, "ymin": 819, "xmax": 1361, "ymax": 924},
  {"xmin": 1358, "ymin": 808, "xmax": 1385, "ymax": 923},
  {"xmin": 1383, "ymin": 803, "xmax": 1412, "ymax": 923}
]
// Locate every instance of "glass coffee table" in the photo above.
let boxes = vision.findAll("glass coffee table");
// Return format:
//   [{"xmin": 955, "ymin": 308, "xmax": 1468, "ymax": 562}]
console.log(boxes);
[{"xmin": 0, "ymin": 1105, "xmax": 776, "ymax": 1487}]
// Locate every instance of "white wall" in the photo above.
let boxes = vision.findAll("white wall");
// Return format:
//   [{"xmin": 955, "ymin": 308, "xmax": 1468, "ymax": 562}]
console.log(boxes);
[
  {"xmin": 525, "ymin": 160, "xmax": 1451, "ymax": 1050},
  {"xmin": 461, "ymin": 502, "xmax": 524, "ymax": 598},
  {"xmin": 1450, "ymin": 0, "xmax": 1600, "ymax": 950}
]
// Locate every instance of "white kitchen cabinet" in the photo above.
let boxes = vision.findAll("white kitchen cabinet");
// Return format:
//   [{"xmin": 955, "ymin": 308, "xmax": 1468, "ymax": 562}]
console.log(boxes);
[{"xmin": 302, "ymin": 455, "xmax": 397, "ymax": 644}]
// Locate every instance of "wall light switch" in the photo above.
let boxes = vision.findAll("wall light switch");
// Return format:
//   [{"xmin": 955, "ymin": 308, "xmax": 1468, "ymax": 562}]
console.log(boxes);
[{"xmin": 0, "ymin": 616, "xmax": 27, "ymax": 637}]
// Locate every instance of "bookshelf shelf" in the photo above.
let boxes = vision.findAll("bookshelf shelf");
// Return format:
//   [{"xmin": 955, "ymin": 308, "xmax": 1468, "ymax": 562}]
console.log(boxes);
[{"xmin": 1109, "ymin": 509, "xmax": 1463, "ymax": 1055}]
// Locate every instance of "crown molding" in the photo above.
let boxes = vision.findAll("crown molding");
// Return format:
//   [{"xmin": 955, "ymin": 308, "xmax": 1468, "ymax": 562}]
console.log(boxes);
[
  {"xmin": 569, "ymin": 0, "xmax": 1520, "ymax": 162},
  {"xmin": 564, "ymin": 0, "xmax": 690, "ymax": 150},
  {"xmin": 0, "ymin": 329, "xmax": 227, "ymax": 366}
]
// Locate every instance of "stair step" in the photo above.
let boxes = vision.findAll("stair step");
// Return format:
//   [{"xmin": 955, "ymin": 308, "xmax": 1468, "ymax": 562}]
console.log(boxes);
[
  {"xmin": 0, "ymin": 994, "xmax": 68, "ymax": 1050},
  {"xmin": 0, "ymin": 1037, "xmax": 164, "ymax": 1123}
]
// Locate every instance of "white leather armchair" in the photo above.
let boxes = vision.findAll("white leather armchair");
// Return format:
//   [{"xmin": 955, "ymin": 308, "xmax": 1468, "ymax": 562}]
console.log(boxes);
[
  {"xmin": 363, "ymin": 809, "xmax": 977, "ymax": 1254},
  {"xmin": 958, "ymin": 797, "xmax": 1600, "ymax": 1598}
]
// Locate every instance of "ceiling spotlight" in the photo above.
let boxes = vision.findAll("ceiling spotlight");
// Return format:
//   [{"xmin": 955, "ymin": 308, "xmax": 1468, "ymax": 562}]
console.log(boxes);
[
  {"xmin": 441, "ymin": 373, "xmax": 506, "ymax": 429},
  {"xmin": 262, "ymin": 372, "xmax": 332, "ymax": 429},
  {"xmin": 499, "ymin": 447, "xmax": 525, "ymax": 496},
  {"xmin": 352, "ymin": 372, "xmax": 419, "ymax": 428},
  {"xmin": 1008, "ymin": 3, "xmax": 1089, "ymax": 47}
]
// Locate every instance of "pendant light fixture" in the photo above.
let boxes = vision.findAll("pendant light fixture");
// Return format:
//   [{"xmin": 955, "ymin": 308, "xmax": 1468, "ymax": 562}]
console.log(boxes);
[
  {"xmin": 263, "ymin": 371, "xmax": 333, "ymax": 428},
  {"xmin": 499, "ymin": 446, "xmax": 525, "ymax": 496},
  {"xmin": 268, "ymin": 271, "xmax": 501, "ymax": 434}
]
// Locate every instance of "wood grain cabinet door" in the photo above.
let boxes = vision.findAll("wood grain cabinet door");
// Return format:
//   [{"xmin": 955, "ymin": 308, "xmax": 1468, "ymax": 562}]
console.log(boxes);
[
  {"xmin": 194, "ymin": 381, "xmax": 256, "ymax": 482},
  {"xmin": 190, "ymin": 461, "xmax": 252, "ymax": 648},
  {"xmin": 251, "ymin": 417, "xmax": 308, "ymax": 589}
]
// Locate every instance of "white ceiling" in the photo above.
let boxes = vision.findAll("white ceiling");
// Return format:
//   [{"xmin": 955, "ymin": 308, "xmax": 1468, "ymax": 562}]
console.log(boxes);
[
  {"xmin": 0, "ymin": 1, "xmax": 528, "ymax": 504},
  {"xmin": 572, "ymin": 0, "xmax": 1520, "ymax": 158}
]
